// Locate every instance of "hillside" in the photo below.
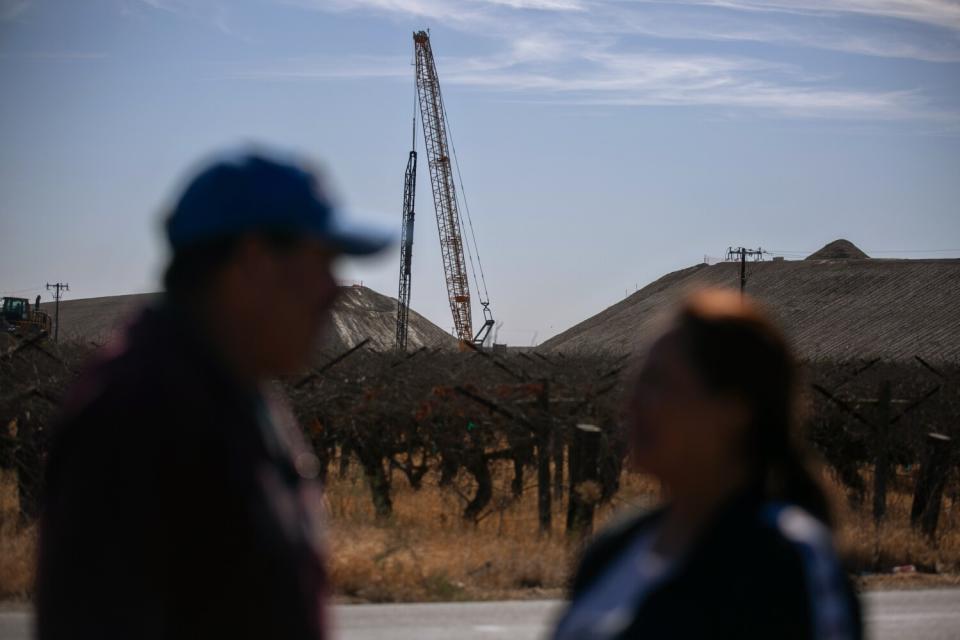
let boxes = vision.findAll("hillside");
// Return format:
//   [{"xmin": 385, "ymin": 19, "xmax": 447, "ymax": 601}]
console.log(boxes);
[
  {"xmin": 39, "ymin": 286, "xmax": 456, "ymax": 353},
  {"xmin": 539, "ymin": 241, "xmax": 960, "ymax": 363}
]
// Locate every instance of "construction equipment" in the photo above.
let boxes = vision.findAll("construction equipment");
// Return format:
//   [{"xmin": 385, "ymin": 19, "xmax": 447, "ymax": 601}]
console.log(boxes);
[
  {"xmin": 395, "ymin": 144, "xmax": 418, "ymax": 352},
  {"xmin": 1, "ymin": 295, "xmax": 52, "ymax": 337},
  {"xmin": 395, "ymin": 30, "xmax": 495, "ymax": 351}
]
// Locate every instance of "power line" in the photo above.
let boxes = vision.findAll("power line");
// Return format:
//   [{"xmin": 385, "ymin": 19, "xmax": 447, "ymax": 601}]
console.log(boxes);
[
  {"xmin": 869, "ymin": 249, "xmax": 960, "ymax": 254},
  {"xmin": 765, "ymin": 248, "xmax": 960, "ymax": 256}
]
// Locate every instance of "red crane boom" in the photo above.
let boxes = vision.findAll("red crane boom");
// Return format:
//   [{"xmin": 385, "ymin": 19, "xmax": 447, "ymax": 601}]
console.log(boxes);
[{"xmin": 413, "ymin": 30, "xmax": 494, "ymax": 346}]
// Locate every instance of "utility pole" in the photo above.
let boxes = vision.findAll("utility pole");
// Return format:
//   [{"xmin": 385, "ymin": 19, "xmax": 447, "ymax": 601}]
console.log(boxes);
[
  {"xmin": 46, "ymin": 282, "xmax": 69, "ymax": 342},
  {"xmin": 726, "ymin": 247, "xmax": 764, "ymax": 294}
]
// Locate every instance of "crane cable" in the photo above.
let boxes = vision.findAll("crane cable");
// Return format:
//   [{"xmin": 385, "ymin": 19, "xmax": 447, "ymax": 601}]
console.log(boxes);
[
  {"xmin": 413, "ymin": 47, "xmax": 485, "ymax": 308},
  {"xmin": 439, "ymin": 96, "xmax": 491, "ymax": 307}
]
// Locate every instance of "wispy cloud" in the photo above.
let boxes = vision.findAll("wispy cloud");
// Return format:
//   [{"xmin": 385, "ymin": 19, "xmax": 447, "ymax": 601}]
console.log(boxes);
[
  {"xmin": 591, "ymin": 4, "xmax": 960, "ymax": 63},
  {"xmin": 461, "ymin": 58, "xmax": 931, "ymax": 121},
  {"xmin": 317, "ymin": 0, "xmax": 960, "ymax": 62},
  {"xmin": 306, "ymin": 0, "xmax": 584, "ymax": 16},
  {"xmin": 321, "ymin": 0, "xmax": 960, "ymax": 29},
  {"xmin": 241, "ymin": 1, "xmax": 959, "ymax": 122},
  {"xmin": 236, "ymin": 41, "xmax": 943, "ymax": 120},
  {"xmin": 293, "ymin": 0, "xmax": 491, "ymax": 27},
  {"xmin": 673, "ymin": 1, "xmax": 960, "ymax": 32},
  {"xmin": 485, "ymin": 0, "xmax": 586, "ymax": 10}
]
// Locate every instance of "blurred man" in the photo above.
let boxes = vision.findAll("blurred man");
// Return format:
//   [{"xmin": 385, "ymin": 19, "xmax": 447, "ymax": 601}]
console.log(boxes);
[{"xmin": 36, "ymin": 151, "xmax": 390, "ymax": 639}]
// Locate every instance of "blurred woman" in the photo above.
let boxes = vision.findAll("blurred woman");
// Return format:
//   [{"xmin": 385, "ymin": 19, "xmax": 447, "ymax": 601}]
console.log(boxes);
[{"xmin": 553, "ymin": 289, "xmax": 861, "ymax": 640}]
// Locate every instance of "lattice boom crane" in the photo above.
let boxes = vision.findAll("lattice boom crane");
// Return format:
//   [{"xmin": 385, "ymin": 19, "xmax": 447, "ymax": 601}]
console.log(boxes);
[
  {"xmin": 396, "ymin": 30, "xmax": 493, "ymax": 350},
  {"xmin": 395, "ymin": 147, "xmax": 417, "ymax": 352}
]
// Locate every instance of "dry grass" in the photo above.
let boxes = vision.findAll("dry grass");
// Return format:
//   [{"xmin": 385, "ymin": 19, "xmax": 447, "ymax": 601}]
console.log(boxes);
[
  {"xmin": 0, "ymin": 462, "xmax": 956, "ymax": 602},
  {"xmin": 830, "ymin": 469, "xmax": 960, "ymax": 575},
  {"xmin": 322, "ymin": 460, "xmax": 653, "ymax": 602},
  {"xmin": 325, "ymin": 460, "xmax": 960, "ymax": 602},
  {"xmin": 0, "ymin": 470, "xmax": 36, "ymax": 600}
]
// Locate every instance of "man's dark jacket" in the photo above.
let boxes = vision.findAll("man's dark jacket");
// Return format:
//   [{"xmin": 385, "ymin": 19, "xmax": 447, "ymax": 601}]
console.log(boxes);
[
  {"xmin": 36, "ymin": 305, "xmax": 327, "ymax": 639},
  {"xmin": 556, "ymin": 493, "xmax": 863, "ymax": 639}
]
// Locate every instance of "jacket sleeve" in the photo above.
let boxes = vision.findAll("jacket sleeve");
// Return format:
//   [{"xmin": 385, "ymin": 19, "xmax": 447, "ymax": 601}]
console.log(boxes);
[
  {"xmin": 567, "ymin": 509, "xmax": 656, "ymax": 599},
  {"xmin": 741, "ymin": 505, "xmax": 862, "ymax": 640}
]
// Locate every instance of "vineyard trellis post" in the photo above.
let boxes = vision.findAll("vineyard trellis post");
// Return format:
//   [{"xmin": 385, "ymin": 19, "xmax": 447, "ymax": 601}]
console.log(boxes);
[
  {"xmin": 872, "ymin": 381, "xmax": 891, "ymax": 523},
  {"xmin": 552, "ymin": 424, "xmax": 564, "ymax": 500},
  {"xmin": 910, "ymin": 432, "xmax": 953, "ymax": 539},
  {"xmin": 566, "ymin": 423, "xmax": 601, "ymax": 538},
  {"xmin": 536, "ymin": 379, "xmax": 552, "ymax": 534}
]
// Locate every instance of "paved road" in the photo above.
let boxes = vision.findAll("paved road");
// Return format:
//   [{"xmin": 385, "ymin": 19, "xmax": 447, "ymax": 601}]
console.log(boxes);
[
  {"xmin": 2, "ymin": 589, "xmax": 959, "ymax": 639},
  {"xmin": 864, "ymin": 589, "xmax": 960, "ymax": 640}
]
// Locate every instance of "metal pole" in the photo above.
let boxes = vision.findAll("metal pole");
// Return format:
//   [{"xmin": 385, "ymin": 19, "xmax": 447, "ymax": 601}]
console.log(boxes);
[
  {"xmin": 537, "ymin": 379, "xmax": 552, "ymax": 535},
  {"xmin": 46, "ymin": 282, "xmax": 68, "ymax": 342},
  {"xmin": 740, "ymin": 248, "xmax": 746, "ymax": 295},
  {"xmin": 911, "ymin": 432, "xmax": 952, "ymax": 538},
  {"xmin": 873, "ymin": 381, "xmax": 891, "ymax": 523}
]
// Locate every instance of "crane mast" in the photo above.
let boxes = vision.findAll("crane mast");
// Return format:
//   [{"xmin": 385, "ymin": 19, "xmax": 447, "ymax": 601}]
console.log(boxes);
[
  {"xmin": 395, "ymin": 147, "xmax": 417, "ymax": 351},
  {"xmin": 413, "ymin": 30, "xmax": 475, "ymax": 344}
]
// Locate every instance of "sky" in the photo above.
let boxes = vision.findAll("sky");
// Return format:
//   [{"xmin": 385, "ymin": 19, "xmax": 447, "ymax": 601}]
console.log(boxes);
[{"xmin": 1, "ymin": 0, "xmax": 958, "ymax": 345}]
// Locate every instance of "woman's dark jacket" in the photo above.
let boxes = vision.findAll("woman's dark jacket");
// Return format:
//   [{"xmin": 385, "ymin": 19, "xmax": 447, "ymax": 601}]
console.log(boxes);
[{"xmin": 558, "ymin": 493, "xmax": 863, "ymax": 640}]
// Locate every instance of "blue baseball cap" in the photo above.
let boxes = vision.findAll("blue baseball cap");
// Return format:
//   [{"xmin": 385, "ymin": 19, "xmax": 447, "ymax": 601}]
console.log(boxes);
[{"xmin": 166, "ymin": 150, "xmax": 392, "ymax": 255}]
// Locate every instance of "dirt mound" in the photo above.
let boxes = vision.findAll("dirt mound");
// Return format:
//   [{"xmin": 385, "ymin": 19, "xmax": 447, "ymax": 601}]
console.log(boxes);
[
  {"xmin": 39, "ymin": 286, "xmax": 456, "ymax": 353},
  {"xmin": 326, "ymin": 286, "xmax": 455, "ymax": 353},
  {"xmin": 539, "ymin": 250, "xmax": 960, "ymax": 363},
  {"xmin": 40, "ymin": 293, "xmax": 158, "ymax": 345},
  {"xmin": 806, "ymin": 239, "xmax": 870, "ymax": 260}
]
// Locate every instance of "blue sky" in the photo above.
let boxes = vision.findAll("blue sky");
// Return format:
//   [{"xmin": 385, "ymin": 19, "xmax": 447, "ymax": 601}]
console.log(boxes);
[{"xmin": 1, "ymin": 0, "xmax": 958, "ymax": 344}]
